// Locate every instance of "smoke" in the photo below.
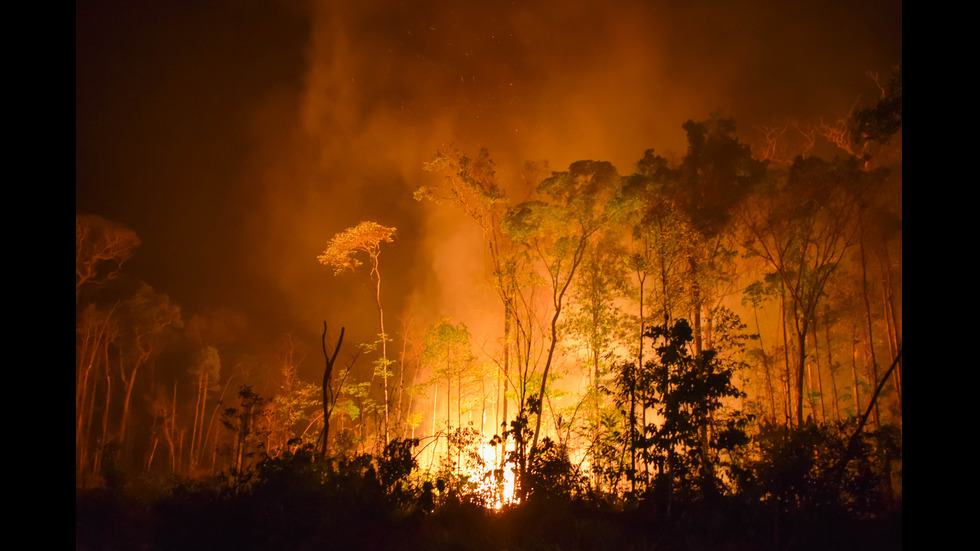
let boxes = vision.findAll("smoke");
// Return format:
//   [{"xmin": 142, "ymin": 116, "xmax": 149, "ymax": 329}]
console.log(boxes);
[
  {"xmin": 246, "ymin": 0, "xmax": 900, "ymax": 356},
  {"xmin": 76, "ymin": 0, "xmax": 900, "ymax": 380}
]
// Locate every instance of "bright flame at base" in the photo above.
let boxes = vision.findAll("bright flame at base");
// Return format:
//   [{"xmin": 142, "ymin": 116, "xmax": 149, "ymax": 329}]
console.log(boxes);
[{"xmin": 476, "ymin": 440, "xmax": 518, "ymax": 509}]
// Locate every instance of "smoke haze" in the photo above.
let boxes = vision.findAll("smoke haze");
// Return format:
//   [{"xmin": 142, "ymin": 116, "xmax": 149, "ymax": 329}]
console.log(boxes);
[{"xmin": 76, "ymin": 0, "xmax": 901, "ymax": 375}]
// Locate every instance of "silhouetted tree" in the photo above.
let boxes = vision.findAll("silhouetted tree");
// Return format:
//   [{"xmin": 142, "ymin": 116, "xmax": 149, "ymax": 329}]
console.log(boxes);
[{"xmin": 629, "ymin": 318, "xmax": 749, "ymax": 508}]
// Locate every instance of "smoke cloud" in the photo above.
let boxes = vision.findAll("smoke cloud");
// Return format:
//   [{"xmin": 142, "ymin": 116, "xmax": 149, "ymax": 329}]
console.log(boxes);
[{"xmin": 76, "ymin": 0, "xmax": 901, "ymax": 375}]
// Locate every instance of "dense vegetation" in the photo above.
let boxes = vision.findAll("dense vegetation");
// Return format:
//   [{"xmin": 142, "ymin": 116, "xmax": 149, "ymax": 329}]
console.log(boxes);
[{"xmin": 77, "ymin": 66, "xmax": 901, "ymax": 549}]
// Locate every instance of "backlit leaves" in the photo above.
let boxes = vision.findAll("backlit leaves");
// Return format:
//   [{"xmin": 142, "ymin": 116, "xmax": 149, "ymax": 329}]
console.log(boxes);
[{"xmin": 317, "ymin": 221, "xmax": 397, "ymax": 275}]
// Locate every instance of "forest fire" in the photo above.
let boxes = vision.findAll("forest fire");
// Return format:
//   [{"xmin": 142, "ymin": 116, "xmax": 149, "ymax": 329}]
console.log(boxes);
[{"xmin": 77, "ymin": 1, "xmax": 901, "ymax": 549}]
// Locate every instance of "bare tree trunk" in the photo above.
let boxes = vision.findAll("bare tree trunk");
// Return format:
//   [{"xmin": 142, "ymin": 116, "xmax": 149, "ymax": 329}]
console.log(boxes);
[
  {"xmin": 94, "ymin": 362, "xmax": 112, "ymax": 480},
  {"xmin": 320, "ymin": 324, "xmax": 344, "ymax": 457},
  {"xmin": 398, "ymin": 334, "xmax": 407, "ymax": 439},
  {"xmin": 831, "ymin": 349, "xmax": 902, "ymax": 487},
  {"xmin": 372, "ymin": 262, "xmax": 391, "ymax": 444},
  {"xmin": 529, "ymin": 234, "xmax": 591, "ymax": 465},
  {"xmin": 850, "ymin": 327, "xmax": 862, "ymax": 418},
  {"xmin": 169, "ymin": 381, "xmax": 178, "ymax": 473},
  {"xmin": 881, "ymin": 276, "xmax": 902, "ymax": 416},
  {"xmin": 780, "ymin": 286, "xmax": 793, "ymax": 427},
  {"xmin": 119, "ymin": 350, "xmax": 150, "ymax": 448}
]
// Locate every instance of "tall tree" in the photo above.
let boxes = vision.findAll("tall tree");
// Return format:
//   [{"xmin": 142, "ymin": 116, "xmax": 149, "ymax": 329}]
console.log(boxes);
[
  {"xmin": 563, "ymin": 237, "xmax": 630, "ymax": 489},
  {"xmin": 319, "ymin": 324, "xmax": 345, "ymax": 456},
  {"xmin": 673, "ymin": 115, "xmax": 766, "ymax": 352},
  {"xmin": 627, "ymin": 318, "xmax": 748, "ymax": 508},
  {"xmin": 76, "ymin": 301, "xmax": 120, "ymax": 483},
  {"xmin": 622, "ymin": 150, "xmax": 692, "ymax": 486},
  {"xmin": 670, "ymin": 116, "xmax": 765, "ymax": 482},
  {"xmin": 318, "ymin": 221, "xmax": 397, "ymax": 443},
  {"xmin": 188, "ymin": 345, "xmax": 221, "ymax": 471},
  {"xmin": 421, "ymin": 319, "xmax": 477, "ymax": 475},
  {"xmin": 420, "ymin": 148, "xmax": 516, "ymax": 447},
  {"xmin": 503, "ymin": 160, "xmax": 622, "ymax": 472},
  {"xmin": 115, "ymin": 283, "xmax": 182, "ymax": 450},
  {"xmin": 739, "ymin": 157, "xmax": 867, "ymax": 426}
]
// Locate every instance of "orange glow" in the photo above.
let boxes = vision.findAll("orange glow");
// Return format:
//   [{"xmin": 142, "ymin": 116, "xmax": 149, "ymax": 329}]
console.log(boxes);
[
  {"xmin": 76, "ymin": 0, "xmax": 901, "ymax": 499},
  {"xmin": 475, "ymin": 439, "xmax": 518, "ymax": 509}
]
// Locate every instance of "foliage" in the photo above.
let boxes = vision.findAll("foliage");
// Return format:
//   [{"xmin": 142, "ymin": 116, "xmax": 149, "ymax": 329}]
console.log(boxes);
[
  {"xmin": 621, "ymin": 318, "xmax": 750, "ymax": 502},
  {"xmin": 220, "ymin": 385, "xmax": 270, "ymax": 480},
  {"xmin": 419, "ymin": 146, "xmax": 507, "ymax": 230},
  {"xmin": 675, "ymin": 115, "xmax": 767, "ymax": 239},
  {"xmin": 748, "ymin": 419, "xmax": 901, "ymax": 518},
  {"xmin": 439, "ymin": 425, "xmax": 490, "ymax": 501},
  {"xmin": 850, "ymin": 64, "xmax": 902, "ymax": 146},
  {"xmin": 317, "ymin": 221, "xmax": 397, "ymax": 276},
  {"xmin": 270, "ymin": 360, "xmax": 321, "ymax": 451},
  {"xmin": 76, "ymin": 213, "xmax": 141, "ymax": 300},
  {"xmin": 524, "ymin": 437, "xmax": 589, "ymax": 503}
]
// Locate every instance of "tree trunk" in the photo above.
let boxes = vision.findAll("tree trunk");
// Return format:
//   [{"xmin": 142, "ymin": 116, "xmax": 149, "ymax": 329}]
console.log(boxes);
[
  {"xmin": 371, "ymin": 257, "xmax": 390, "ymax": 445},
  {"xmin": 320, "ymin": 324, "xmax": 344, "ymax": 457},
  {"xmin": 780, "ymin": 286, "xmax": 793, "ymax": 427},
  {"xmin": 811, "ymin": 322, "xmax": 826, "ymax": 423},
  {"xmin": 858, "ymin": 226, "xmax": 881, "ymax": 429},
  {"xmin": 796, "ymin": 328, "xmax": 807, "ymax": 426},
  {"xmin": 119, "ymin": 350, "xmax": 149, "ymax": 449},
  {"xmin": 637, "ymin": 271, "xmax": 647, "ymax": 487},
  {"xmin": 826, "ymin": 321, "xmax": 841, "ymax": 423},
  {"xmin": 850, "ymin": 327, "xmax": 862, "ymax": 418}
]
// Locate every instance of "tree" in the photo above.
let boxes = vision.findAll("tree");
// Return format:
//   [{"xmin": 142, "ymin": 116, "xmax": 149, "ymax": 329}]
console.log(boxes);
[
  {"xmin": 76, "ymin": 214, "xmax": 141, "ymax": 303},
  {"xmin": 850, "ymin": 64, "xmax": 902, "ymax": 147},
  {"xmin": 420, "ymin": 147, "xmax": 516, "ymax": 452},
  {"xmin": 115, "ymin": 283, "xmax": 182, "ymax": 450},
  {"xmin": 76, "ymin": 301, "xmax": 120, "ymax": 483},
  {"xmin": 739, "ymin": 157, "xmax": 866, "ymax": 426},
  {"xmin": 267, "ymin": 334, "xmax": 320, "ymax": 456},
  {"xmin": 562, "ymin": 237, "xmax": 630, "ymax": 491},
  {"xmin": 633, "ymin": 318, "xmax": 749, "ymax": 507},
  {"xmin": 320, "ymin": 324, "xmax": 346, "ymax": 456},
  {"xmin": 188, "ymin": 345, "xmax": 221, "ymax": 471},
  {"xmin": 665, "ymin": 115, "xmax": 765, "ymax": 483},
  {"xmin": 742, "ymin": 278, "xmax": 780, "ymax": 423},
  {"xmin": 220, "ymin": 385, "xmax": 270, "ymax": 479},
  {"xmin": 183, "ymin": 308, "xmax": 247, "ymax": 471},
  {"xmin": 502, "ymin": 160, "xmax": 622, "ymax": 475},
  {"xmin": 420, "ymin": 319, "xmax": 478, "ymax": 475},
  {"xmin": 318, "ymin": 221, "xmax": 397, "ymax": 444},
  {"xmin": 621, "ymin": 150, "xmax": 692, "ymax": 488}
]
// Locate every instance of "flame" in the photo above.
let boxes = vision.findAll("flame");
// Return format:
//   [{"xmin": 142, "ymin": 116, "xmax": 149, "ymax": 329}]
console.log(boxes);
[{"xmin": 474, "ymin": 439, "xmax": 518, "ymax": 510}]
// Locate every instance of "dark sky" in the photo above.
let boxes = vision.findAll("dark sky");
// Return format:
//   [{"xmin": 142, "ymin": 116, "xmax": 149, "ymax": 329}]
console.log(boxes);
[{"xmin": 76, "ymin": 0, "xmax": 901, "ymax": 366}]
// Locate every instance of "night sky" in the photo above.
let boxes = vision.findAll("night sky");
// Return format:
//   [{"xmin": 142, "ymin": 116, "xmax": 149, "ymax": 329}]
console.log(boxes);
[{"xmin": 76, "ymin": 0, "xmax": 902, "ymax": 371}]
